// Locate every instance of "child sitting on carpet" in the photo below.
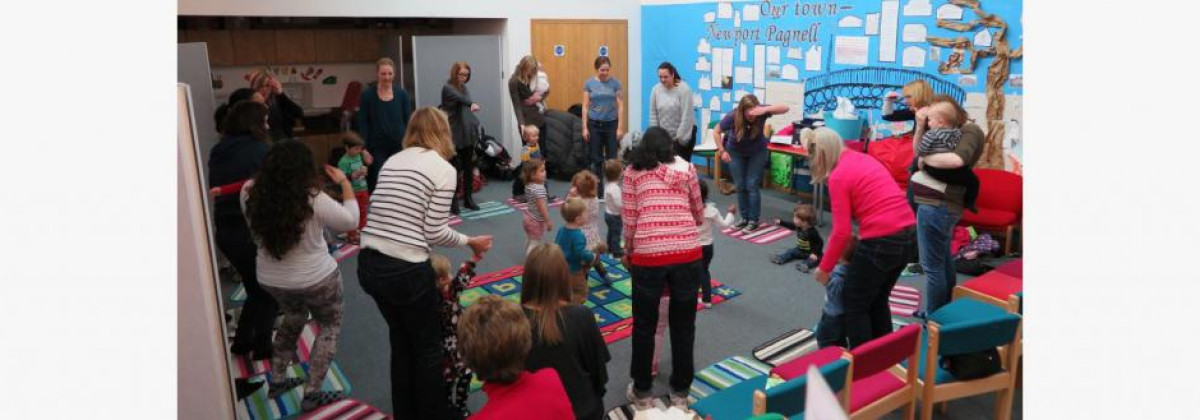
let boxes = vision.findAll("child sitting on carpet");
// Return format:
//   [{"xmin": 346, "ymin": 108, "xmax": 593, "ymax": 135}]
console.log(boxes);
[
  {"xmin": 521, "ymin": 159, "xmax": 553, "ymax": 255},
  {"xmin": 567, "ymin": 170, "xmax": 610, "ymax": 281},
  {"xmin": 431, "ymin": 254, "xmax": 478, "ymax": 418},
  {"xmin": 520, "ymin": 244, "xmax": 611, "ymax": 420},
  {"xmin": 771, "ymin": 203, "xmax": 825, "ymax": 273},
  {"xmin": 814, "ymin": 236, "xmax": 857, "ymax": 348},
  {"xmin": 458, "ymin": 296, "xmax": 574, "ymax": 420},
  {"xmin": 555, "ymin": 198, "xmax": 606, "ymax": 304}
]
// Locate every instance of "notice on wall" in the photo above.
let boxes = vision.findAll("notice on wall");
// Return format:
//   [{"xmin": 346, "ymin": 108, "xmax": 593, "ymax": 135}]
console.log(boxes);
[
  {"xmin": 718, "ymin": 2, "xmax": 733, "ymax": 19},
  {"xmin": 765, "ymin": 81, "xmax": 805, "ymax": 130},
  {"xmin": 693, "ymin": 93, "xmax": 703, "ymax": 108},
  {"xmin": 754, "ymin": 88, "xmax": 766, "ymax": 101},
  {"xmin": 711, "ymin": 48, "xmax": 724, "ymax": 85},
  {"xmin": 781, "ymin": 64, "xmax": 800, "ymax": 81},
  {"xmin": 704, "ymin": 12, "xmax": 716, "ymax": 23},
  {"xmin": 902, "ymin": 24, "xmax": 927, "ymax": 43},
  {"xmin": 787, "ymin": 47, "xmax": 803, "ymax": 60},
  {"xmin": 740, "ymin": 43, "xmax": 748, "ymax": 62},
  {"xmin": 902, "ymin": 46, "xmax": 926, "ymax": 68},
  {"xmin": 754, "ymin": 44, "xmax": 767, "ymax": 88},
  {"xmin": 975, "ymin": 29, "xmax": 993, "ymax": 47},
  {"xmin": 834, "ymin": 36, "xmax": 870, "ymax": 66},
  {"xmin": 742, "ymin": 4, "xmax": 760, "ymax": 21},
  {"xmin": 880, "ymin": 0, "xmax": 900, "ymax": 62},
  {"xmin": 723, "ymin": 92, "xmax": 731, "ymax": 102},
  {"xmin": 838, "ymin": 16, "xmax": 864, "ymax": 28},
  {"xmin": 865, "ymin": 14, "xmax": 880, "ymax": 35},
  {"xmin": 710, "ymin": 96, "xmax": 723, "ymax": 112},
  {"xmin": 735, "ymin": 66, "xmax": 754, "ymax": 85},
  {"xmin": 767, "ymin": 46, "xmax": 782, "ymax": 65},
  {"xmin": 806, "ymin": 45, "xmax": 823, "ymax": 71}
]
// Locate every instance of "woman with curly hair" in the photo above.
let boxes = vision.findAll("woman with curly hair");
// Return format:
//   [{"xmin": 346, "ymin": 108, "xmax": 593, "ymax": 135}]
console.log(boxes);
[{"xmin": 240, "ymin": 140, "xmax": 360, "ymax": 412}]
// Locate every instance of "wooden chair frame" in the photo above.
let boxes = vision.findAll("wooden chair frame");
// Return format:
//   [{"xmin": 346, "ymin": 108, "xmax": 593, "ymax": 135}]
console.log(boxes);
[
  {"xmin": 752, "ymin": 353, "xmax": 853, "ymax": 417},
  {"xmin": 952, "ymin": 285, "xmax": 1022, "ymax": 314},
  {"xmin": 916, "ymin": 320, "xmax": 1022, "ymax": 420},
  {"xmin": 848, "ymin": 330, "xmax": 922, "ymax": 420}
]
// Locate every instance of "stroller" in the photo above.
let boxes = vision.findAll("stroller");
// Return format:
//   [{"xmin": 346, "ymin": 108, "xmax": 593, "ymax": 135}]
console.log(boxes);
[{"xmin": 475, "ymin": 127, "xmax": 514, "ymax": 180}]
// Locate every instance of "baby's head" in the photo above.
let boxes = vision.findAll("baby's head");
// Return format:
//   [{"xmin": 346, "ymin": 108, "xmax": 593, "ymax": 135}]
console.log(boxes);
[
  {"xmin": 522, "ymin": 159, "xmax": 546, "ymax": 184},
  {"xmin": 571, "ymin": 170, "xmax": 599, "ymax": 199},
  {"xmin": 793, "ymin": 203, "xmax": 817, "ymax": 229},
  {"xmin": 561, "ymin": 197, "xmax": 587, "ymax": 226},
  {"xmin": 603, "ymin": 159, "xmax": 623, "ymax": 184},
  {"xmin": 926, "ymin": 102, "xmax": 961, "ymax": 129},
  {"xmin": 840, "ymin": 236, "xmax": 858, "ymax": 265},
  {"xmin": 523, "ymin": 124, "xmax": 540, "ymax": 145}
]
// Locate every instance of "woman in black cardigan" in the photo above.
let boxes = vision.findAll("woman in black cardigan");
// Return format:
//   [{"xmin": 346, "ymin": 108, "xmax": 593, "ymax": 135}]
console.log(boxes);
[{"xmin": 442, "ymin": 61, "xmax": 482, "ymax": 213}]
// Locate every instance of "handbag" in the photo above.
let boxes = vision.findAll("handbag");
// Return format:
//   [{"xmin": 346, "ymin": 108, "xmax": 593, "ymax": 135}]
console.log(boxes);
[{"xmin": 939, "ymin": 348, "xmax": 1002, "ymax": 380}]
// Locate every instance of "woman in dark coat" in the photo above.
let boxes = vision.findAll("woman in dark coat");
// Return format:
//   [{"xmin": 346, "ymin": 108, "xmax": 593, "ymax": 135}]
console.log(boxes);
[{"xmin": 442, "ymin": 61, "xmax": 482, "ymax": 213}]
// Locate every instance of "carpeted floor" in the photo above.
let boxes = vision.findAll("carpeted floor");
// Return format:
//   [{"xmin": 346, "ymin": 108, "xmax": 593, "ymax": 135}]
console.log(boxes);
[{"xmin": 220, "ymin": 174, "xmax": 1021, "ymax": 420}]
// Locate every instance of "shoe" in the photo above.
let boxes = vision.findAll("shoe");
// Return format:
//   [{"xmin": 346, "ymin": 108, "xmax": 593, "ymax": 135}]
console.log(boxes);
[
  {"xmin": 301, "ymin": 390, "xmax": 346, "ymax": 412},
  {"xmin": 770, "ymin": 254, "xmax": 786, "ymax": 265},
  {"xmin": 905, "ymin": 263, "xmax": 924, "ymax": 275},
  {"xmin": 795, "ymin": 262, "xmax": 811, "ymax": 273},
  {"xmin": 267, "ymin": 377, "xmax": 305, "ymax": 400},
  {"xmin": 229, "ymin": 341, "xmax": 252, "ymax": 357},
  {"xmin": 513, "ymin": 194, "xmax": 528, "ymax": 203},
  {"xmin": 626, "ymin": 383, "xmax": 655, "ymax": 410},
  {"xmin": 464, "ymin": 196, "xmax": 480, "ymax": 211},
  {"xmin": 668, "ymin": 391, "xmax": 693, "ymax": 411},
  {"xmin": 732, "ymin": 220, "xmax": 749, "ymax": 231},
  {"xmin": 741, "ymin": 221, "xmax": 760, "ymax": 235},
  {"xmin": 703, "ymin": 301, "xmax": 713, "ymax": 309},
  {"xmin": 251, "ymin": 345, "xmax": 273, "ymax": 361},
  {"xmin": 235, "ymin": 379, "xmax": 265, "ymax": 400}
]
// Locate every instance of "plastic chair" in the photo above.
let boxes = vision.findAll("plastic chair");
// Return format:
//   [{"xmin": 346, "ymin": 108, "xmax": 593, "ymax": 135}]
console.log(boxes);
[
  {"xmin": 953, "ymin": 259, "xmax": 1023, "ymax": 314},
  {"xmin": 958, "ymin": 169, "xmax": 1022, "ymax": 254},
  {"xmin": 846, "ymin": 324, "xmax": 922, "ymax": 420},
  {"xmin": 912, "ymin": 298, "xmax": 1022, "ymax": 420},
  {"xmin": 691, "ymin": 348, "xmax": 851, "ymax": 420}
]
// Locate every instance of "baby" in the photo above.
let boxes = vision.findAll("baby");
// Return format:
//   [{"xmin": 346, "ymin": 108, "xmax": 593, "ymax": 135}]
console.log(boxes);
[
  {"xmin": 534, "ymin": 64, "xmax": 550, "ymax": 114},
  {"xmin": 917, "ymin": 102, "xmax": 980, "ymax": 212}
]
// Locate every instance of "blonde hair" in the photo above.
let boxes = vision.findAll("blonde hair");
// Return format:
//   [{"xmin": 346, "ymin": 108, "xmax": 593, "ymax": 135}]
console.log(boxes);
[
  {"xmin": 515, "ymin": 55, "xmax": 539, "ymax": 84},
  {"xmin": 520, "ymin": 244, "xmax": 573, "ymax": 345},
  {"xmin": 376, "ymin": 57, "xmax": 396, "ymax": 71},
  {"xmin": 522, "ymin": 159, "xmax": 546, "ymax": 184},
  {"xmin": 807, "ymin": 127, "xmax": 845, "ymax": 185},
  {"xmin": 928, "ymin": 102, "xmax": 962, "ymax": 127},
  {"xmin": 523, "ymin": 124, "xmax": 540, "ymax": 140},
  {"xmin": 902, "ymin": 80, "xmax": 934, "ymax": 109},
  {"xmin": 799, "ymin": 128, "xmax": 817, "ymax": 150},
  {"xmin": 430, "ymin": 254, "xmax": 451, "ymax": 279},
  {"xmin": 571, "ymin": 171, "xmax": 599, "ymax": 199},
  {"xmin": 560, "ymin": 197, "xmax": 586, "ymax": 223},
  {"xmin": 403, "ymin": 107, "xmax": 456, "ymax": 160},
  {"xmin": 249, "ymin": 68, "xmax": 273, "ymax": 92},
  {"xmin": 457, "ymin": 296, "xmax": 531, "ymax": 384}
]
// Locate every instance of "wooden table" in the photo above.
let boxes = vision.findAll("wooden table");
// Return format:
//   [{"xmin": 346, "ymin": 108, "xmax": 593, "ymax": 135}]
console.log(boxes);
[{"xmin": 694, "ymin": 140, "xmax": 826, "ymax": 227}]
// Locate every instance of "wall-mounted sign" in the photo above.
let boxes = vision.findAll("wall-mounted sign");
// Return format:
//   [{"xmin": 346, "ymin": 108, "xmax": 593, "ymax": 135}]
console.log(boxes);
[
  {"xmin": 554, "ymin": 45, "xmax": 566, "ymax": 57},
  {"xmin": 598, "ymin": 45, "xmax": 609, "ymax": 57}
]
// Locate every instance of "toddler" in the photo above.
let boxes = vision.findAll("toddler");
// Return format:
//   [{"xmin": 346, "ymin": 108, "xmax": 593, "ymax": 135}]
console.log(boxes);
[
  {"xmin": 431, "ymin": 254, "xmax": 478, "ymax": 418},
  {"xmin": 336, "ymin": 132, "xmax": 373, "ymax": 243},
  {"xmin": 814, "ymin": 237, "xmax": 857, "ymax": 349},
  {"xmin": 771, "ymin": 203, "xmax": 825, "ymax": 273},
  {"xmin": 555, "ymin": 198, "xmax": 605, "ymax": 304},
  {"xmin": 696, "ymin": 179, "xmax": 736, "ymax": 307},
  {"xmin": 602, "ymin": 159, "xmax": 624, "ymax": 259},
  {"xmin": 567, "ymin": 170, "xmax": 609, "ymax": 280},
  {"xmin": 917, "ymin": 101, "xmax": 980, "ymax": 212},
  {"xmin": 512, "ymin": 125, "xmax": 554, "ymax": 203},
  {"xmin": 521, "ymin": 159, "xmax": 553, "ymax": 255}
]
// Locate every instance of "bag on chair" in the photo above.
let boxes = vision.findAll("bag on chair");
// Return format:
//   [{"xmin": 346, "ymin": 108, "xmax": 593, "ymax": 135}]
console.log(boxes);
[{"xmin": 940, "ymin": 348, "xmax": 1002, "ymax": 380}]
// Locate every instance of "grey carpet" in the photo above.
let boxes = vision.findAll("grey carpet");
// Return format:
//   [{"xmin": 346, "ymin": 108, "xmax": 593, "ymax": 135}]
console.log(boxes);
[{"xmin": 221, "ymin": 175, "xmax": 1021, "ymax": 420}]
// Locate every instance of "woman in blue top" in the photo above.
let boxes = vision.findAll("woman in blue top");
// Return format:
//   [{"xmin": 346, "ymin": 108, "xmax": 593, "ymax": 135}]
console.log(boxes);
[
  {"xmin": 357, "ymin": 57, "xmax": 414, "ymax": 193},
  {"xmin": 712, "ymin": 95, "xmax": 789, "ymax": 234},
  {"xmin": 582, "ymin": 56, "xmax": 625, "ymax": 199}
]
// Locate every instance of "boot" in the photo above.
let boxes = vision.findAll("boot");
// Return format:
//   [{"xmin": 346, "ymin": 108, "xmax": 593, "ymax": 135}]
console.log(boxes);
[{"xmin": 463, "ymin": 182, "xmax": 479, "ymax": 211}]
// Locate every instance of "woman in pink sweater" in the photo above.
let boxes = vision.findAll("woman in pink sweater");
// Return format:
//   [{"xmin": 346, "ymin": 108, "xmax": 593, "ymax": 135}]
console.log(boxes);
[
  {"xmin": 806, "ymin": 127, "xmax": 916, "ymax": 349},
  {"xmin": 620, "ymin": 126, "xmax": 705, "ymax": 410}
]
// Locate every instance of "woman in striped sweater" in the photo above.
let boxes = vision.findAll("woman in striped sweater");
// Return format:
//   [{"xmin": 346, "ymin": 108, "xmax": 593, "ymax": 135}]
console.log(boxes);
[
  {"xmin": 356, "ymin": 107, "xmax": 494, "ymax": 420},
  {"xmin": 620, "ymin": 126, "xmax": 706, "ymax": 410}
]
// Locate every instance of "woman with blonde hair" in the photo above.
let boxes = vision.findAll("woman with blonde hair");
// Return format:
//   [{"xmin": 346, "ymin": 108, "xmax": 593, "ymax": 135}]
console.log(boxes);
[
  {"xmin": 248, "ymin": 67, "xmax": 304, "ymax": 141},
  {"xmin": 508, "ymin": 55, "xmax": 548, "ymax": 200},
  {"xmin": 442, "ymin": 61, "xmax": 481, "ymax": 213},
  {"xmin": 712, "ymin": 94, "xmax": 789, "ymax": 233},
  {"xmin": 357, "ymin": 106, "xmax": 494, "ymax": 419},
  {"xmin": 804, "ymin": 127, "xmax": 916, "ymax": 349},
  {"xmin": 520, "ymin": 244, "xmax": 610, "ymax": 420},
  {"xmin": 358, "ymin": 57, "xmax": 415, "ymax": 192},
  {"xmin": 882, "ymin": 79, "xmax": 934, "ymax": 128}
]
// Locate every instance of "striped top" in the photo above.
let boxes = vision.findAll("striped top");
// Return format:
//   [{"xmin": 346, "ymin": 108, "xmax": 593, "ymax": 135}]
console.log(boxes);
[
  {"xmin": 622, "ymin": 156, "xmax": 705, "ymax": 266},
  {"xmin": 361, "ymin": 147, "xmax": 469, "ymax": 263},
  {"xmin": 524, "ymin": 183, "xmax": 548, "ymax": 222}
]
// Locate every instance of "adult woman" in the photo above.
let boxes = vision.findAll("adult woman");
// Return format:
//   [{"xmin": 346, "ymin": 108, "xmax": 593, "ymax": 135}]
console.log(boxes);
[
  {"xmin": 521, "ymin": 244, "xmax": 610, "ymax": 420},
  {"xmin": 649, "ymin": 62, "xmax": 696, "ymax": 163},
  {"xmin": 582, "ymin": 56, "xmax": 625, "ymax": 198},
  {"xmin": 442, "ymin": 61, "xmax": 482, "ymax": 213},
  {"xmin": 882, "ymin": 79, "xmax": 934, "ymax": 127},
  {"xmin": 712, "ymin": 95, "xmax": 789, "ymax": 233},
  {"xmin": 909, "ymin": 96, "xmax": 985, "ymax": 317},
  {"xmin": 358, "ymin": 57, "xmax": 415, "ymax": 193},
  {"xmin": 508, "ymin": 55, "xmax": 547, "ymax": 199},
  {"xmin": 241, "ymin": 140, "xmax": 359, "ymax": 411},
  {"xmin": 621, "ymin": 127, "xmax": 705, "ymax": 410},
  {"xmin": 208, "ymin": 100, "xmax": 277, "ymax": 361},
  {"xmin": 357, "ymin": 107, "xmax": 493, "ymax": 420},
  {"xmin": 805, "ymin": 127, "xmax": 916, "ymax": 349},
  {"xmin": 249, "ymin": 68, "xmax": 304, "ymax": 141}
]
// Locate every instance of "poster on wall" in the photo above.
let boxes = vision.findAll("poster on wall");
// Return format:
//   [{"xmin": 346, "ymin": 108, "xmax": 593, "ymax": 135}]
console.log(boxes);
[
  {"xmin": 879, "ymin": 0, "xmax": 900, "ymax": 62},
  {"xmin": 554, "ymin": 45, "xmax": 565, "ymax": 57},
  {"xmin": 834, "ymin": 36, "xmax": 870, "ymax": 66}
]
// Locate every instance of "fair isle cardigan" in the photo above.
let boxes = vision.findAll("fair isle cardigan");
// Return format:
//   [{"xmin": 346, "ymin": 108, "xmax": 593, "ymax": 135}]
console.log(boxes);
[{"xmin": 621, "ymin": 157, "xmax": 705, "ymax": 266}]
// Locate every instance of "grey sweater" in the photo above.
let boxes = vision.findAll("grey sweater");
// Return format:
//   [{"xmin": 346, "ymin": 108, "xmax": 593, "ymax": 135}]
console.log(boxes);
[{"xmin": 649, "ymin": 81, "xmax": 695, "ymax": 145}]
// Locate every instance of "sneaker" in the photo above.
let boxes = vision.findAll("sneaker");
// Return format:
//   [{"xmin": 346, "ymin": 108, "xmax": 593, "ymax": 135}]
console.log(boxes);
[
  {"xmin": 668, "ymin": 391, "xmax": 693, "ymax": 411},
  {"xmin": 703, "ymin": 301, "xmax": 713, "ymax": 309},
  {"xmin": 732, "ymin": 220, "xmax": 749, "ymax": 231},
  {"xmin": 741, "ymin": 221, "xmax": 760, "ymax": 235},
  {"xmin": 770, "ymin": 254, "xmax": 787, "ymax": 265},
  {"xmin": 301, "ymin": 390, "xmax": 346, "ymax": 412},
  {"xmin": 795, "ymin": 262, "xmax": 811, "ymax": 273},
  {"xmin": 626, "ymin": 383, "xmax": 655, "ymax": 410}
]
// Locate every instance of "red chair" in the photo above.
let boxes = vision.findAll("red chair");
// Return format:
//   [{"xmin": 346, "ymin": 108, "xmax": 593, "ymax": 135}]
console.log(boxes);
[
  {"xmin": 959, "ymin": 169, "xmax": 1022, "ymax": 254},
  {"xmin": 338, "ymin": 81, "xmax": 364, "ymax": 132},
  {"xmin": 846, "ymin": 324, "xmax": 922, "ymax": 420},
  {"xmin": 953, "ymin": 259, "xmax": 1023, "ymax": 314}
]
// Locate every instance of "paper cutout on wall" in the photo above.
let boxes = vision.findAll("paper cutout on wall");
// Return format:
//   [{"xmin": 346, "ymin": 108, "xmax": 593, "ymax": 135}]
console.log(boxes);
[
  {"xmin": 693, "ymin": 93, "xmax": 702, "ymax": 108},
  {"xmin": 720, "ymin": 47, "xmax": 734, "ymax": 79},
  {"xmin": 710, "ymin": 96, "xmax": 723, "ymax": 112},
  {"xmin": 787, "ymin": 47, "xmax": 803, "ymax": 60},
  {"xmin": 903, "ymin": 0, "xmax": 932, "ymax": 16},
  {"xmin": 740, "ymin": 43, "xmax": 748, "ymax": 62},
  {"xmin": 936, "ymin": 4, "xmax": 963, "ymax": 20},
  {"xmin": 974, "ymin": 29, "xmax": 993, "ymax": 47},
  {"xmin": 781, "ymin": 64, "xmax": 800, "ymax": 81},
  {"xmin": 902, "ymin": 24, "xmax": 927, "ymax": 43},
  {"xmin": 699, "ymin": 76, "xmax": 712, "ymax": 91},
  {"xmin": 766, "ymin": 65, "xmax": 781, "ymax": 79},
  {"xmin": 838, "ymin": 16, "xmax": 864, "ymax": 28},
  {"xmin": 834, "ymin": 36, "xmax": 870, "ymax": 66},
  {"xmin": 743, "ymin": 4, "xmax": 760, "ymax": 21},
  {"xmin": 722, "ymin": 92, "xmax": 731, "ymax": 102},
  {"xmin": 879, "ymin": 0, "xmax": 899, "ymax": 62},
  {"xmin": 959, "ymin": 75, "xmax": 978, "ymax": 88},
  {"xmin": 734, "ymin": 67, "xmax": 753, "ymax": 85},
  {"xmin": 930, "ymin": 46, "xmax": 941, "ymax": 61},
  {"xmin": 718, "ymin": 2, "xmax": 733, "ymax": 19},
  {"xmin": 767, "ymin": 46, "xmax": 781, "ymax": 65},
  {"xmin": 734, "ymin": 11, "xmax": 742, "ymax": 27},
  {"xmin": 902, "ymin": 46, "xmax": 926, "ymax": 68},
  {"xmin": 698, "ymin": 38, "xmax": 712, "ymax": 54},
  {"xmin": 704, "ymin": 12, "xmax": 716, "ymax": 23},
  {"xmin": 805, "ymin": 45, "xmax": 823, "ymax": 71},
  {"xmin": 754, "ymin": 45, "xmax": 766, "ymax": 88},
  {"xmin": 696, "ymin": 57, "xmax": 712, "ymax": 72},
  {"xmin": 865, "ymin": 14, "xmax": 880, "ymax": 35},
  {"xmin": 711, "ymin": 48, "xmax": 724, "ymax": 85}
]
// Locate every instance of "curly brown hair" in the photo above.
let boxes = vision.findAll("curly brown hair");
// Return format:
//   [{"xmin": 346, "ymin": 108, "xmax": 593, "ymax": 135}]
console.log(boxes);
[
  {"xmin": 458, "ymin": 296, "xmax": 531, "ymax": 384},
  {"xmin": 246, "ymin": 140, "xmax": 319, "ymax": 260}
]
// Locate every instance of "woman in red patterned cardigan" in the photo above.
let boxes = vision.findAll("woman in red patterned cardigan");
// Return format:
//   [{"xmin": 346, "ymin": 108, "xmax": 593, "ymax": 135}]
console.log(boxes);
[{"xmin": 620, "ymin": 126, "xmax": 706, "ymax": 410}]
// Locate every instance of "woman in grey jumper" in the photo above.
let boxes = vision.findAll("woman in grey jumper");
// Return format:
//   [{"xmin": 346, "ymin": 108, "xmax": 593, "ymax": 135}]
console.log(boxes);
[
  {"xmin": 649, "ymin": 62, "xmax": 696, "ymax": 163},
  {"xmin": 442, "ymin": 61, "xmax": 482, "ymax": 213}
]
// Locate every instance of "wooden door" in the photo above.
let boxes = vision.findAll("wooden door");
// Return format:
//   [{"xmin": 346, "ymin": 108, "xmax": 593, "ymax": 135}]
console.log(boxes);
[{"xmin": 531, "ymin": 19, "xmax": 628, "ymax": 124}]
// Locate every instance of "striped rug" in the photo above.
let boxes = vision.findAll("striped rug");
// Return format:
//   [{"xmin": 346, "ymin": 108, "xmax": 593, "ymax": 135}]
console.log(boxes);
[
  {"xmin": 298, "ymin": 399, "xmax": 388, "ymax": 420},
  {"xmin": 689, "ymin": 355, "xmax": 773, "ymax": 401},
  {"xmin": 238, "ymin": 361, "xmax": 353, "ymax": 420},
  {"xmin": 752, "ymin": 328, "xmax": 818, "ymax": 367},
  {"xmin": 458, "ymin": 201, "xmax": 515, "ymax": 221},
  {"xmin": 890, "ymin": 285, "xmax": 921, "ymax": 316},
  {"xmin": 721, "ymin": 224, "xmax": 793, "ymax": 245},
  {"xmin": 505, "ymin": 196, "xmax": 565, "ymax": 212},
  {"xmin": 230, "ymin": 322, "xmax": 322, "ymax": 379}
]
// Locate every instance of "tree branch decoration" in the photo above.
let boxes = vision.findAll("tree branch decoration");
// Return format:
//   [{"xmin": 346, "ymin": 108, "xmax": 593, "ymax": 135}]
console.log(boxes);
[{"xmin": 925, "ymin": 0, "xmax": 1022, "ymax": 170}]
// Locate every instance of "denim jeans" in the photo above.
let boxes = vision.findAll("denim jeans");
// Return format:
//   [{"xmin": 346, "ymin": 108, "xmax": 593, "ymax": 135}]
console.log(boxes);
[
  {"xmin": 773, "ymin": 246, "xmax": 816, "ymax": 265},
  {"xmin": 815, "ymin": 266, "xmax": 846, "ymax": 348},
  {"xmin": 605, "ymin": 212, "xmax": 623, "ymax": 257},
  {"xmin": 587, "ymin": 119, "xmax": 618, "ymax": 199},
  {"xmin": 917, "ymin": 204, "xmax": 961, "ymax": 317},
  {"xmin": 727, "ymin": 147, "xmax": 769, "ymax": 222},
  {"xmin": 630, "ymin": 259, "xmax": 702, "ymax": 393},
  {"xmin": 842, "ymin": 227, "xmax": 916, "ymax": 349},
  {"xmin": 357, "ymin": 248, "xmax": 459, "ymax": 420}
]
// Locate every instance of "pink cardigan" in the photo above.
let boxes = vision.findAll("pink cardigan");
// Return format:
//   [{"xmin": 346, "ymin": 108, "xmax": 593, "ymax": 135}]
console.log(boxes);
[
  {"xmin": 621, "ymin": 158, "xmax": 705, "ymax": 267},
  {"xmin": 820, "ymin": 150, "xmax": 916, "ymax": 272}
]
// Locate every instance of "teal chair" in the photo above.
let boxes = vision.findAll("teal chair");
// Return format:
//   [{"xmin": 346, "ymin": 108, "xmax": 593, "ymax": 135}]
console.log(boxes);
[
  {"xmin": 910, "ymin": 297, "xmax": 1022, "ymax": 420},
  {"xmin": 691, "ymin": 356, "xmax": 851, "ymax": 419}
]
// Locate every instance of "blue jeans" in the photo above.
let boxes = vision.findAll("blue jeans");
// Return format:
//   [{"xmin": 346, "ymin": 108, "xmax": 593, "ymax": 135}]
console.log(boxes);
[
  {"xmin": 772, "ymin": 246, "xmax": 816, "ymax": 265},
  {"xmin": 604, "ymin": 212, "xmax": 623, "ymax": 257},
  {"xmin": 588, "ymin": 119, "xmax": 618, "ymax": 198},
  {"xmin": 816, "ymin": 265, "xmax": 847, "ymax": 348},
  {"xmin": 727, "ymin": 147, "xmax": 769, "ymax": 222},
  {"xmin": 917, "ymin": 204, "xmax": 961, "ymax": 317}
]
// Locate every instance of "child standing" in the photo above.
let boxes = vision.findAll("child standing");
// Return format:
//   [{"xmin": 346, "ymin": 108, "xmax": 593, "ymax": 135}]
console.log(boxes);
[
  {"xmin": 814, "ymin": 237, "xmax": 858, "ymax": 349},
  {"xmin": 696, "ymin": 179, "xmax": 736, "ymax": 308},
  {"xmin": 522, "ymin": 159, "xmax": 554, "ymax": 255},
  {"xmin": 336, "ymin": 132, "xmax": 373, "ymax": 244},
  {"xmin": 555, "ymin": 198, "xmax": 604, "ymax": 304},
  {"xmin": 512, "ymin": 125, "xmax": 552, "ymax": 203},
  {"xmin": 602, "ymin": 159, "xmax": 624, "ymax": 260},
  {"xmin": 770, "ymin": 203, "xmax": 825, "ymax": 273},
  {"xmin": 430, "ymin": 254, "xmax": 478, "ymax": 418},
  {"xmin": 567, "ymin": 170, "xmax": 609, "ymax": 280}
]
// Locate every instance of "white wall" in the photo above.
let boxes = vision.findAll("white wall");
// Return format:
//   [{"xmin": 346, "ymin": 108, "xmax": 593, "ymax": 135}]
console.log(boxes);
[{"xmin": 180, "ymin": 0, "xmax": 643, "ymax": 154}]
